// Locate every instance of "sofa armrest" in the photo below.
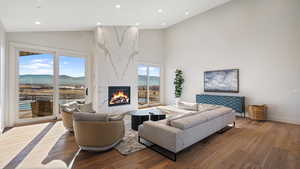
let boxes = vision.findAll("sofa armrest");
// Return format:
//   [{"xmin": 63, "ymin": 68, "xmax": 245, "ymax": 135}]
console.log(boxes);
[{"xmin": 138, "ymin": 121, "xmax": 185, "ymax": 153}]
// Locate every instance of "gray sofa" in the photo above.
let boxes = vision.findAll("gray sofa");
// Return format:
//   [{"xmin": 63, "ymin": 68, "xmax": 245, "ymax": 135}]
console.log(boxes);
[{"xmin": 138, "ymin": 102, "xmax": 235, "ymax": 161}]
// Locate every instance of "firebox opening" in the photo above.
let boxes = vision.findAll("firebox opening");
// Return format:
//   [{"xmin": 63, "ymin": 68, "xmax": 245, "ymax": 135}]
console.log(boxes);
[{"xmin": 108, "ymin": 86, "xmax": 130, "ymax": 107}]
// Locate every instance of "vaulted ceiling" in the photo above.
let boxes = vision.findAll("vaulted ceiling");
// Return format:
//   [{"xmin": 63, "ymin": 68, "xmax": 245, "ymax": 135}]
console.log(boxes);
[{"xmin": 0, "ymin": 0, "xmax": 231, "ymax": 32}]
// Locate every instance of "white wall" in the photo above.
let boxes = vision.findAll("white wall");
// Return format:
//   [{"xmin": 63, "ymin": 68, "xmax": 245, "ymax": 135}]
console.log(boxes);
[
  {"xmin": 7, "ymin": 31, "xmax": 94, "ymax": 53},
  {"xmin": 6, "ymin": 30, "xmax": 164, "ymax": 63},
  {"xmin": 138, "ymin": 30, "xmax": 164, "ymax": 64},
  {"xmin": 93, "ymin": 26, "xmax": 139, "ymax": 113},
  {"xmin": 139, "ymin": 30, "xmax": 165, "ymax": 104},
  {"xmin": 93, "ymin": 28, "xmax": 165, "ymax": 113},
  {"xmin": 164, "ymin": 0, "xmax": 300, "ymax": 124},
  {"xmin": 0, "ymin": 21, "xmax": 6, "ymax": 131}
]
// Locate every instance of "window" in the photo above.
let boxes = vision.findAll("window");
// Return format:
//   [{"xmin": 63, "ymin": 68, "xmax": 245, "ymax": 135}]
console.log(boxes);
[
  {"xmin": 59, "ymin": 56, "xmax": 86, "ymax": 105},
  {"xmin": 138, "ymin": 65, "xmax": 160, "ymax": 107},
  {"xmin": 18, "ymin": 51, "xmax": 54, "ymax": 119},
  {"xmin": 17, "ymin": 50, "xmax": 87, "ymax": 121}
]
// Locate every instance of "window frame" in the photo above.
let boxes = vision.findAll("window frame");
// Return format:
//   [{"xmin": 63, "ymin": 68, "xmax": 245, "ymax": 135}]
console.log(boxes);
[
  {"xmin": 137, "ymin": 63, "xmax": 161, "ymax": 108},
  {"xmin": 8, "ymin": 42, "xmax": 91, "ymax": 125}
]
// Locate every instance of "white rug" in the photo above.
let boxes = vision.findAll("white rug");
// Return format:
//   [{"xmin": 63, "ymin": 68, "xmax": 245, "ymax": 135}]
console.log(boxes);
[{"xmin": 114, "ymin": 115, "xmax": 146, "ymax": 155}]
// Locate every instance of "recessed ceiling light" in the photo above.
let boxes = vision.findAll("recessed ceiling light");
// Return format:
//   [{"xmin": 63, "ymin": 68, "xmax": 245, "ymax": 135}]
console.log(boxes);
[
  {"xmin": 185, "ymin": 11, "xmax": 190, "ymax": 15},
  {"xmin": 115, "ymin": 4, "xmax": 121, "ymax": 9},
  {"xmin": 157, "ymin": 9, "xmax": 163, "ymax": 13},
  {"xmin": 35, "ymin": 21, "xmax": 41, "ymax": 25},
  {"xmin": 135, "ymin": 22, "xmax": 140, "ymax": 26},
  {"xmin": 96, "ymin": 22, "xmax": 101, "ymax": 26}
]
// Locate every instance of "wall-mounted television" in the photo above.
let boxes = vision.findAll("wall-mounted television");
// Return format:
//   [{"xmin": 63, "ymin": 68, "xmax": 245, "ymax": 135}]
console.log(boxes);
[{"xmin": 204, "ymin": 69, "xmax": 239, "ymax": 93}]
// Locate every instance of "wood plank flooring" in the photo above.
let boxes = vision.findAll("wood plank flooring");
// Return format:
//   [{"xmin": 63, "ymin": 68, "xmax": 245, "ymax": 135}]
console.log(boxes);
[{"xmin": 0, "ymin": 118, "xmax": 299, "ymax": 169}]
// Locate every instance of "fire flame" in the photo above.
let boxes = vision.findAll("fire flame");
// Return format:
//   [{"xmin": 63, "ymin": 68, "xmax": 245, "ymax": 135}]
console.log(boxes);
[{"xmin": 109, "ymin": 91, "xmax": 129, "ymax": 105}]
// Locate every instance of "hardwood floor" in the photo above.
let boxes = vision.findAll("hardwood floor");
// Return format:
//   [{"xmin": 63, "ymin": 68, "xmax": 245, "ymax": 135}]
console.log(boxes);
[{"xmin": 0, "ymin": 118, "xmax": 299, "ymax": 169}]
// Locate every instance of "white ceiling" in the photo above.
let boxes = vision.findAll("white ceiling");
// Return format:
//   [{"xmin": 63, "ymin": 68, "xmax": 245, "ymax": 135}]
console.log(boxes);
[{"xmin": 0, "ymin": 0, "xmax": 231, "ymax": 32}]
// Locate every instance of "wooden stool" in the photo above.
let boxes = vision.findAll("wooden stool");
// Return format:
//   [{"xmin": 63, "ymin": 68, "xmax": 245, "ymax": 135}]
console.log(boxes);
[{"xmin": 248, "ymin": 105, "xmax": 267, "ymax": 121}]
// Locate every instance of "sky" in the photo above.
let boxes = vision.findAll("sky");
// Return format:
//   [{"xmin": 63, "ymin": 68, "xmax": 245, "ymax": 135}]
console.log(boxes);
[
  {"xmin": 19, "ymin": 54, "xmax": 85, "ymax": 77},
  {"xmin": 138, "ymin": 65, "xmax": 160, "ymax": 77},
  {"xmin": 20, "ymin": 54, "xmax": 158, "ymax": 78}
]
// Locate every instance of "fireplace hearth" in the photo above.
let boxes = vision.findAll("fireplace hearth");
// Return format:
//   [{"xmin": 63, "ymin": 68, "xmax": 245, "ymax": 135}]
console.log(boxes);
[{"xmin": 108, "ymin": 86, "xmax": 130, "ymax": 107}]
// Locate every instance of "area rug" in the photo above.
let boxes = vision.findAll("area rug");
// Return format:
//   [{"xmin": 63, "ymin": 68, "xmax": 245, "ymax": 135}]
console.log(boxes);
[{"xmin": 114, "ymin": 115, "xmax": 146, "ymax": 155}]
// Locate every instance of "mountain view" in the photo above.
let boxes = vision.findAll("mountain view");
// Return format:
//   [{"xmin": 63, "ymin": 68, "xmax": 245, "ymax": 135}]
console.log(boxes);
[
  {"xmin": 20, "ymin": 75, "xmax": 85, "ymax": 85},
  {"xmin": 20, "ymin": 75, "xmax": 160, "ymax": 86},
  {"xmin": 138, "ymin": 75, "xmax": 160, "ymax": 86},
  {"xmin": 138, "ymin": 75, "xmax": 160, "ymax": 106}
]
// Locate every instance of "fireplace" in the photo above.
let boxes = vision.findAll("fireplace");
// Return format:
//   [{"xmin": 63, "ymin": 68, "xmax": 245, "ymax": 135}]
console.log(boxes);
[{"xmin": 108, "ymin": 86, "xmax": 130, "ymax": 107}]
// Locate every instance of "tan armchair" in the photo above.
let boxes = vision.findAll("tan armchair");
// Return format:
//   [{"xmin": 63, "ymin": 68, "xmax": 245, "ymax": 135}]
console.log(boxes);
[
  {"xmin": 73, "ymin": 112, "xmax": 125, "ymax": 151},
  {"xmin": 60, "ymin": 102, "xmax": 94, "ymax": 132},
  {"xmin": 61, "ymin": 110, "xmax": 74, "ymax": 131}
]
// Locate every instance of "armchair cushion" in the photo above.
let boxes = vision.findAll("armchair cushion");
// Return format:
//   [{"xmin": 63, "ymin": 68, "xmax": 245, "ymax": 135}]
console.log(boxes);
[
  {"xmin": 108, "ymin": 112, "xmax": 128, "ymax": 121},
  {"xmin": 73, "ymin": 112, "xmax": 108, "ymax": 122}
]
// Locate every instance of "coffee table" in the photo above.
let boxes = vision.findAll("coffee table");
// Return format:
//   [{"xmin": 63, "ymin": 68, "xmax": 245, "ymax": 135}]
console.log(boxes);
[{"xmin": 130, "ymin": 109, "xmax": 166, "ymax": 131}]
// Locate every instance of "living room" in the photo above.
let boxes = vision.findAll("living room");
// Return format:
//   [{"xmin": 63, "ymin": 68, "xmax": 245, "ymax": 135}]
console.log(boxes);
[{"xmin": 0, "ymin": 0, "xmax": 299, "ymax": 168}]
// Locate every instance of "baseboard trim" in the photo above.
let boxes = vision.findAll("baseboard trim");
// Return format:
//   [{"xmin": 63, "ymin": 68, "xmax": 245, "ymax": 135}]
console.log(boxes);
[
  {"xmin": 268, "ymin": 116, "xmax": 300, "ymax": 125},
  {"xmin": 242, "ymin": 112, "xmax": 300, "ymax": 125}
]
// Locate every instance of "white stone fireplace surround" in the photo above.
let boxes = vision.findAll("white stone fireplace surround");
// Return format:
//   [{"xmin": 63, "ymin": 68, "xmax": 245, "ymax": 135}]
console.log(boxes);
[{"xmin": 93, "ymin": 26, "xmax": 139, "ymax": 113}]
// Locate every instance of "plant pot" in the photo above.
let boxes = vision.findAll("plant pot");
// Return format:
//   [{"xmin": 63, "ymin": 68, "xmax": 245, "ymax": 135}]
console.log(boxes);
[{"xmin": 175, "ymin": 98, "xmax": 181, "ymax": 106}]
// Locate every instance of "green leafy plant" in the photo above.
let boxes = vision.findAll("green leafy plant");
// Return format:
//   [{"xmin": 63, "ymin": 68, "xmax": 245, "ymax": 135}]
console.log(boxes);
[{"xmin": 174, "ymin": 69, "xmax": 184, "ymax": 98}]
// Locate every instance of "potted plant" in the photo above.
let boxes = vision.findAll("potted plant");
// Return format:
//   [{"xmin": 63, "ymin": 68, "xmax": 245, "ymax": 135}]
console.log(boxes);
[{"xmin": 174, "ymin": 69, "xmax": 184, "ymax": 104}]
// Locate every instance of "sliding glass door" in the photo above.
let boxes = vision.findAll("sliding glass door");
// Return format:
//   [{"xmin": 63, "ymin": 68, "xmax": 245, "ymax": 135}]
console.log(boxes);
[
  {"xmin": 138, "ymin": 65, "xmax": 148, "ymax": 106},
  {"xmin": 18, "ymin": 51, "xmax": 55, "ymax": 120},
  {"xmin": 59, "ymin": 56, "xmax": 86, "ymax": 105},
  {"xmin": 138, "ymin": 64, "xmax": 161, "ymax": 108},
  {"xmin": 17, "ymin": 48, "xmax": 88, "ymax": 123},
  {"xmin": 148, "ymin": 66, "xmax": 160, "ymax": 105}
]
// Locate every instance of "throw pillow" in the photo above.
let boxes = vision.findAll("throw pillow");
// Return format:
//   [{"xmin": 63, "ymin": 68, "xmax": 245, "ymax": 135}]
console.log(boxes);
[
  {"xmin": 177, "ymin": 101, "xmax": 198, "ymax": 111},
  {"xmin": 78, "ymin": 103, "xmax": 95, "ymax": 113},
  {"xmin": 60, "ymin": 101, "xmax": 80, "ymax": 113}
]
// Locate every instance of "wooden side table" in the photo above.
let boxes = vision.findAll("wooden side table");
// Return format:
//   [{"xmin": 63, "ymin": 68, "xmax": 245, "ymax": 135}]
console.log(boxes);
[{"xmin": 248, "ymin": 105, "xmax": 267, "ymax": 121}]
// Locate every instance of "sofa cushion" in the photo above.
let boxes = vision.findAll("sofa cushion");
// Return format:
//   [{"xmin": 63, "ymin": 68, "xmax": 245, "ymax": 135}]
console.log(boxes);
[
  {"xmin": 158, "ymin": 105, "xmax": 197, "ymax": 115},
  {"xmin": 170, "ymin": 113, "xmax": 208, "ymax": 130},
  {"xmin": 168, "ymin": 106, "xmax": 233, "ymax": 130},
  {"xmin": 139, "ymin": 121, "xmax": 185, "ymax": 153},
  {"xmin": 73, "ymin": 112, "xmax": 108, "ymax": 122},
  {"xmin": 177, "ymin": 101, "xmax": 198, "ymax": 111},
  {"xmin": 200, "ymin": 107, "xmax": 233, "ymax": 121},
  {"xmin": 166, "ymin": 113, "xmax": 195, "ymax": 125},
  {"xmin": 163, "ymin": 104, "xmax": 221, "ymax": 126},
  {"xmin": 198, "ymin": 104, "xmax": 220, "ymax": 112}
]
